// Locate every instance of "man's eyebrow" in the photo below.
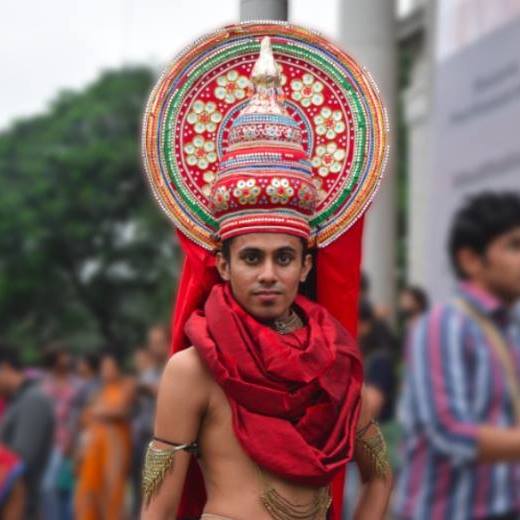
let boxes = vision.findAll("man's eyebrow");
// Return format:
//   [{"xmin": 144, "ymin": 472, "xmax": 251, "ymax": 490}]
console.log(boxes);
[
  {"xmin": 237, "ymin": 247, "xmax": 263, "ymax": 254},
  {"xmin": 237, "ymin": 246, "xmax": 297, "ymax": 255}
]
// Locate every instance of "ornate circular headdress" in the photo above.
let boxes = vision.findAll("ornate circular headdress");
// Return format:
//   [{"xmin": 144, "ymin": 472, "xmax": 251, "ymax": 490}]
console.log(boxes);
[{"xmin": 142, "ymin": 21, "xmax": 389, "ymax": 250}]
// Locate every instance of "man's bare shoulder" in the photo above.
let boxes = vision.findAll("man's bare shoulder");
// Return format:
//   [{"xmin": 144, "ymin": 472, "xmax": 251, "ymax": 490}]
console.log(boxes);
[
  {"xmin": 163, "ymin": 346, "xmax": 209, "ymax": 380},
  {"xmin": 158, "ymin": 347, "xmax": 211, "ymax": 411}
]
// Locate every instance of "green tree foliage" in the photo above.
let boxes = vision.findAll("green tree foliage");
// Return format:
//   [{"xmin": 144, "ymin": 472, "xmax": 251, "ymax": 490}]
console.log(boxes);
[{"xmin": 0, "ymin": 67, "xmax": 179, "ymax": 358}]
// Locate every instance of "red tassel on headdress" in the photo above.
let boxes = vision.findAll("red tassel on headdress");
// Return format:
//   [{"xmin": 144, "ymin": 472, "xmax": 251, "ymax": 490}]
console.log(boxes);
[{"xmin": 316, "ymin": 217, "xmax": 364, "ymax": 520}]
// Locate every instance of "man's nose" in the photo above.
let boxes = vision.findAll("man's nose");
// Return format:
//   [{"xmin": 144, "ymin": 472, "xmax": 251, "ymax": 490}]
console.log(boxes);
[{"xmin": 258, "ymin": 259, "xmax": 277, "ymax": 284}]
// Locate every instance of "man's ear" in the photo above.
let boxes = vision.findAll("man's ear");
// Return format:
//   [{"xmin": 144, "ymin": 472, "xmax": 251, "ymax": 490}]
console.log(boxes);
[
  {"xmin": 300, "ymin": 253, "xmax": 313, "ymax": 283},
  {"xmin": 216, "ymin": 251, "xmax": 231, "ymax": 281}
]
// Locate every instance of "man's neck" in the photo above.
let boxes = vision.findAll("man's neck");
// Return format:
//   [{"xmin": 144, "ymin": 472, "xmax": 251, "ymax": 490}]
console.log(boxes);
[
  {"xmin": 467, "ymin": 279, "xmax": 513, "ymax": 308},
  {"xmin": 270, "ymin": 308, "xmax": 304, "ymax": 335}
]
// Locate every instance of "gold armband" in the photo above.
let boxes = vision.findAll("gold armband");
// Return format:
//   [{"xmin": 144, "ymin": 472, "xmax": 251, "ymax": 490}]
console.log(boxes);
[
  {"xmin": 142, "ymin": 438, "xmax": 199, "ymax": 506},
  {"xmin": 355, "ymin": 419, "xmax": 391, "ymax": 482}
]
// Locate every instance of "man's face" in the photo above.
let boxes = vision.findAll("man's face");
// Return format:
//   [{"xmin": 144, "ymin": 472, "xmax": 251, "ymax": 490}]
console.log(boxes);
[
  {"xmin": 133, "ymin": 349, "xmax": 152, "ymax": 374},
  {"xmin": 398, "ymin": 291, "xmax": 419, "ymax": 320},
  {"xmin": 216, "ymin": 233, "xmax": 312, "ymax": 322},
  {"xmin": 460, "ymin": 226, "xmax": 520, "ymax": 304},
  {"xmin": 56, "ymin": 352, "xmax": 70, "ymax": 374},
  {"xmin": 100, "ymin": 356, "xmax": 120, "ymax": 382},
  {"xmin": 0, "ymin": 364, "xmax": 12, "ymax": 396}
]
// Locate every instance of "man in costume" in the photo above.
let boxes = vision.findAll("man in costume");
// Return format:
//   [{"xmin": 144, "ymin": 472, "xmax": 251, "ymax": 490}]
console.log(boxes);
[{"xmin": 140, "ymin": 23, "xmax": 391, "ymax": 520}]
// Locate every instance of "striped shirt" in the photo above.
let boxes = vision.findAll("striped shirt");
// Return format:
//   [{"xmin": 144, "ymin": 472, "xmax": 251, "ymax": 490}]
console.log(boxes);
[{"xmin": 393, "ymin": 282, "xmax": 520, "ymax": 520}]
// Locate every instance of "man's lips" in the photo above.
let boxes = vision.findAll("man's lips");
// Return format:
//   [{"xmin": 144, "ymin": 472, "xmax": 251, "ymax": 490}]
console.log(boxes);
[{"xmin": 253, "ymin": 290, "xmax": 282, "ymax": 302}]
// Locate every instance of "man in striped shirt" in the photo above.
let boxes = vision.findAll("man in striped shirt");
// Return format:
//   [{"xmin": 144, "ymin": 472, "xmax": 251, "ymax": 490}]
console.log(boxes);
[{"xmin": 394, "ymin": 192, "xmax": 520, "ymax": 520}]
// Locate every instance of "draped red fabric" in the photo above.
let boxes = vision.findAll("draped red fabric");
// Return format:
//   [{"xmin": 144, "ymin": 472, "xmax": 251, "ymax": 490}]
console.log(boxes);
[
  {"xmin": 170, "ymin": 231, "xmax": 217, "ymax": 518},
  {"xmin": 171, "ymin": 232, "xmax": 220, "ymax": 354},
  {"xmin": 316, "ymin": 217, "xmax": 364, "ymax": 520},
  {"xmin": 186, "ymin": 283, "xmax": 362, "ymax": 485},
  {"xmin": 170, "ymin": 218, "xmax": 365, "ymax": 519}
]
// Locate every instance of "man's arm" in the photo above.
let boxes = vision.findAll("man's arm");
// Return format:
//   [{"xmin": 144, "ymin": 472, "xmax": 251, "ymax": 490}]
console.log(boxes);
[
  {"xmin": 141, "ymin": 347, "xmax": 209, "ymax": 520},
  {"xmin": 353, "ymin": 389, "xmax": 393, "ymax": 520},
  {"xmin": 476, "ymin": 425, "xmax": 520, "ymax": 462}
]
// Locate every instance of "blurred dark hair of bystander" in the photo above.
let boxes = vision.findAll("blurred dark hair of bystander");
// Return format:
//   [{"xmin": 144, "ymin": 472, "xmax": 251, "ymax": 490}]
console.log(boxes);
[
  {"xmin": 448, "ymin": 191, "xmax": 520, "ymax": 279},
  {"xmin": 78, "ymin": 352, "xmax": 101, "ymax": 374},
  {"xmin": 41, "ymin": 341, "xmax": 70, "ymax": 370},
  {"xmin": 0, "ymin": 342, "xmax": 22, "ymax": 371}
]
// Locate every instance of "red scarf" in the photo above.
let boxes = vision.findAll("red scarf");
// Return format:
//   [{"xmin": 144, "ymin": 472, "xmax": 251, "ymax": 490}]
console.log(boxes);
[{"xmin": 185, "ymin": 283, "xmax": 363, "ymax": 486}]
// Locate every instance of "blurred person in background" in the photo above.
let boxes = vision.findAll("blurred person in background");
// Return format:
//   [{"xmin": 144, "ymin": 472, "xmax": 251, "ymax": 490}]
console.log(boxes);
[
  {"xmin": 394, "ymin": 192, "xmax": 520, "ymax": 520},
  {"xmin": 133, "ymin": 322, "xmax": 169, "ymax": 511},
  {"xmin": 131, "ymin": 346, "xmax": 159, "ymax": 517},
  {"xmin": 358, "ymin": 300, "xmax": 397, "ymax": 424},
  {"xmin": 73, "ymin": 353, "xmax": 101, "ymax": 414},
  {"xmin": 74, "ymin": 348, "xmax": 135, "ymax": 520},
  {"xmin": 146, "ymin": 323, "xmax": 170, "ymax": 373},
  {"xmin": 397, "ymin": 285, "xmax": 429, "ymax": 332},
  {"xmin": 69, "ymin": 354, "xmax": 100, "ymax": 477},
  {"xmin": 360, "ymin": 273, "xmax": 399, "ymax": 354},
  {"xmin": 40, "ymin": 343, "xmax": 79, "ymax": 520},
  {"xmin": 0, "ymin": 343, "xmax": 54, "ymax": 519},
  {"xmin": 343, "ymin": 301, "xmax": 398, "ymax": 520},
  {"xmin": 361, "ymin": 271, "xmax": 393, "ymax": 322}
]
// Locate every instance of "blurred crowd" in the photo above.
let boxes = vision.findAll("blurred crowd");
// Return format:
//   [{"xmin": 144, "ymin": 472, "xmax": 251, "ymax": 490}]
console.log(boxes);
[{"xmin": 0, "ymin": 324, "xmax": 170, "ymax": 520}]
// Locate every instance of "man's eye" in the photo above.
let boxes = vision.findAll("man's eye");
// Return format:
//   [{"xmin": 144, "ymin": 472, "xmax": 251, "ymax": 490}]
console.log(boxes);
[
  {"xmin": 278, "ymin": 253, "xmax": 294, "ymax": 265},
  {"xmin": 243, "ymin": 254, "xmax": 259, "ymax": 264}
]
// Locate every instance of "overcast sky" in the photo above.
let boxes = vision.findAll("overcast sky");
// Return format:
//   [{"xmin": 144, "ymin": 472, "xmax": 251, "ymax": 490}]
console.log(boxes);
[{"xmin": 1, "ymin": 0, "xmax": 413, "ymax": 131}]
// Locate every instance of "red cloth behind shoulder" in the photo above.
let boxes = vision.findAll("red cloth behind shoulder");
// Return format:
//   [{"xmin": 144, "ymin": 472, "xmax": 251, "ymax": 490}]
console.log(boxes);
[
  {"xmin": 170, "ymin": 232, "xmax": 218, "ymax": 518},
  {"xmin": 316, "ymin": 218, "xmax": 364, "ymax": 520}
]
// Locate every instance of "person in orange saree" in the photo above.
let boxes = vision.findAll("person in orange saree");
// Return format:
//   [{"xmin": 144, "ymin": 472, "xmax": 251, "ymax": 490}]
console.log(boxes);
[{"xmin": 74, "ymin": 349, "xmax": 135, "ymax": 520}]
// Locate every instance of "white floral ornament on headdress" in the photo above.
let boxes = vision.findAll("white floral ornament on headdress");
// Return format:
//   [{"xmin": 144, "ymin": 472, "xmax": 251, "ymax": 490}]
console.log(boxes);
[
  {"xmin": 215, "ymin": 70, "xmax": 250, "ymax": 104},
  {"xmin": 184, "ymin": 136, "xmax": 218, "ymax": 170},
  {"xmin": 187, "ymin": 101, "xmax": 222, "ymax": 133},
  {"xmin": 290, "ymin": 74, "xmax": 324, "ymax": 107},
  {"xmin": 312, "ymin": 142, "xmax": 346, "ymax": 177},
  {"xmin": 314, "ymin": 108, "xmax": 345, "ymax": 140}
]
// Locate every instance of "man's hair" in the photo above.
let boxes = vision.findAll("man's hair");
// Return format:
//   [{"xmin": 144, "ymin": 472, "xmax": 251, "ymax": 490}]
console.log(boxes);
[
  {"xmin": 0, "ymin": 342, "xmax": 22, "ymax": 370},
  {"xmin": 448, "ymin": 192, "xmax": 520, "ymax": 279},
  {"xmin": 79, "ymin": 352, "xmax": 100, "ymax": 373},
  {"xmin": 99, "ymin": 345, "xmax": 124, "ymax": 367},
  {"xmin": 42, "ymin": 341, "xmax": 69, "ymax": 369},
  {"xmin": 403, "ymin": 285, "xmax": 429, "ymax": 313},
  {"xmin": 359, "ymin": 299, "xmax": 375, "ymax": 322},
  {"xmin": 220, "ymin": 236, "xmax": 309, "ymax": 263}
]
